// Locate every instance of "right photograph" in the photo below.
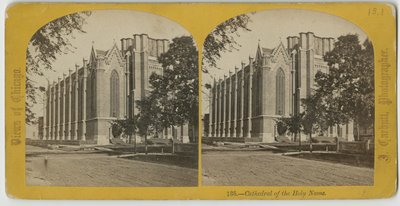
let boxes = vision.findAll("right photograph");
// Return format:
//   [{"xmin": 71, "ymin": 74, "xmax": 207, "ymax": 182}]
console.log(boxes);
[{"xmin": 201, "ymin": 9, "xmax": 374, "ymax": 186}]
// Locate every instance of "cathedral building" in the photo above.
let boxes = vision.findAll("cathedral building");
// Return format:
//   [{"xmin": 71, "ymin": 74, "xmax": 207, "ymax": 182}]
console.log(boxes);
[
  {"xmin": 41, "ymin": 33, "xmax": 192, "ymax": 145},
  {"xmin": 206, "ymin": 32, "xmax": 354, "ymax": 143}
]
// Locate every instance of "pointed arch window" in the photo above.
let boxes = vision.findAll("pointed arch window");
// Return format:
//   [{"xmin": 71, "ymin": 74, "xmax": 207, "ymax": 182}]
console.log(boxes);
[
  {"xmin": 90, "ymin": 72, "xmax": 96, "ymax": 117},
  {"xmin": 110, "ymin": 70, "xmax": 119, "ymax": 117},
  {"xmin": 276, "ymin": 68, "xmax": 285, "ymax": 115}
]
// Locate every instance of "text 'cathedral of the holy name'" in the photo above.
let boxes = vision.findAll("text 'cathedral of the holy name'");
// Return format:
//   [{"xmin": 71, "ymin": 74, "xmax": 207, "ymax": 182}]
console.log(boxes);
[
  {"xmin": 40, "ymin": 34, "xmax": 192, "ymax": 145},
  {"xmin": 205, "ymin": 32, "xmax": 354, "ymax": 143}
]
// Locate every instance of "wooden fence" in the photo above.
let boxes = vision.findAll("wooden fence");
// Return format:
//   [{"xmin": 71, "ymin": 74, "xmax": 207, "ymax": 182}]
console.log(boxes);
[
  {"xmin": 173, "ymin": 143, "xmax": 198, "ymax": 155},
  {"xmin": 26, "ymin": 139, "xmax": 97, "ymax": 147},
  {"xmin": 338, "ymin": 140, "xmax": 374, "ymax": 154}
]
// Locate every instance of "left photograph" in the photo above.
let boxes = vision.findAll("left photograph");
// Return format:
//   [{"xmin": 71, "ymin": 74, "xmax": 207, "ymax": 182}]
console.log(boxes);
[{"xmin": 25, "ymin": 10, "xmax": 199, "ymax": 187}]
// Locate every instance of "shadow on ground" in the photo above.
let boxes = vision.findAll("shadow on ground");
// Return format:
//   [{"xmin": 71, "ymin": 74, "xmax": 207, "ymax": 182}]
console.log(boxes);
[
  {"xmin": 124, "ymin": 154, "xmax": 198, "ymax": 169},
  {"xmin": 285, "ymin": 152, "xmax": 374, "ymax": 168}
]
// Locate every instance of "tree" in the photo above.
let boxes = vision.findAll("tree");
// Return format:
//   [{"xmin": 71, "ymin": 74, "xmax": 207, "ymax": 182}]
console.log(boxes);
[
  {"xmin": 277, "ymin": 114, "xmax": 303, "ymax": 148},
  {"xmin": 117, "ymin": 36, "xmax": 198, "ymax": 150},
  {"xmin": 26, "ymin": 11, "xmax": 91, "ymax": 124},
  {"xmin": 315, "ymin": 34, "xmax": 374, "ymax": 140},
  {"xmin": 276, "ymin": 121, "xmax": 287, "ymax": 136},
  {"xmin": 111, "ymin": 118, "xmax": 134, "ymax": 139},
  {"xmin": 111, "ymin": 123, "xmax": 123, "ymax": 138},
  {"xmin": 111, "ymin": 117, "xmax": 138, "ymax": 152},
  {"xmin": 301, "ymin": 94, "xmax": 328, "ymax": 152},
  {"xmin": 202, "ymin": 14, "xmax": 251, "ymax": 73},
  {"xmin": 135, "ymin": 96, "xmax": 164, "ymax": 155},
  {"xmin": 147, "ymin": 36, "xmax": 199, "ymax": 142}
]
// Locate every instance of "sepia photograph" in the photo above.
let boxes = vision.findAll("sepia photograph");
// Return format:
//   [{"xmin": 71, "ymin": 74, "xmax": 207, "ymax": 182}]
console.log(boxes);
[
  {"xmin": 25, "ymin": 9, "xmax": 199, "ymax": 187},
  {"xmin": 201, "ymin": 9, "xmax": 374, "ymax": 186},
  {"xmin": 4, "ymin": 2, "xmax": 397, "ymax": 201}
]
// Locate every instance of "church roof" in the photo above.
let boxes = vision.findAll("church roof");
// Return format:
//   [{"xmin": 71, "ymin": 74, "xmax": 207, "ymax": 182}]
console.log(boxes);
[
  {"xmin": 96, "ymin": 49, "xmax": 108, "ymax": 57},
  {"xmin": 261, "ymin": 47, "xmax": 274, "ymax": 56}
]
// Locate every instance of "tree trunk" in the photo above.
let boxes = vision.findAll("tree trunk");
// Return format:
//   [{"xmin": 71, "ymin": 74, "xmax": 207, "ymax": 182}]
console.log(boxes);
[
  {"xmin": 309, "ymin": 132, "xmax": 313, "ymax": 153},
  {"xmin": 336, "ymin": 137, "xmax": 340, "ymax": 153},
  {"xmin": 172, "ymin": 139, "xmax": 175, "ymax": 154},
  {"xmin": 189, "ymin": 116, "xmax": 197, "ymax": 143},
  {"xmin": 298, "ymin": 132, "xmax": 302, "ymax": 152},
  {"xmin": 193, "ymin": 124, "xmax": 196, "ymax": 143},
  {"xmin": 133, "ymin": 132, "xmax": 137, "ymax": 154},
  {"xmin": 357, "ymin": 121, "xmax": 360, "ymax": 141},
  {"xmin": 145, "ymin": 129, "xmax": 148, "ymax": 155}
]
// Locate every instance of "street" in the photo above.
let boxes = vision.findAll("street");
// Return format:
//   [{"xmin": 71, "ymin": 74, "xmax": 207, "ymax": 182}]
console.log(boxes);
[
  {"xmin": 26, "ymin": 146, "xmax": 198, "ymax": 187},
  {"xmin": 202, "ymin": 150, "xmax": 374, "ymax": 186}
]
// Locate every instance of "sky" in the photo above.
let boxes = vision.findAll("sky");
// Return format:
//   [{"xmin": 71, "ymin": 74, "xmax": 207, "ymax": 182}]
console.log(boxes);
[
  {"xmin": 26, "ymin": 9, "xmax": 369, "ymax": 133},
  {"xmin": 40, "ymin": 9, "xmax": 191, "ymax": 83},
  {"xmin": 201, "ymin": 9, "xmax": 368, "ymax": 115},
  {"xmin": 27, "ymin": 10, "xmax": 191, "ymax": 136}
]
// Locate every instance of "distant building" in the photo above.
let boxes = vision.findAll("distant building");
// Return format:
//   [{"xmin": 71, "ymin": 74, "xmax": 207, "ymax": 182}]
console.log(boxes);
[
  {"xmin": 206, "ymin": 32, "xmax": 354, "ymax": 143},
  {"xmin": 355, "ymin": 125, "xmax": 374, "ymax": 141},
  {"xmin": 40, "ymin": 34, "xmax": 193, "ymax": 145}
]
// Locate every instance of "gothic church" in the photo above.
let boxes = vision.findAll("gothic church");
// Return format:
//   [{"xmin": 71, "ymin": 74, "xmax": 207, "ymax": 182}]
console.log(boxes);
[
  {"xmin": 206, "ymin": 32, "xmax": 354, "ymax": 143},
  {"xmin": 41, "ymin": 34, "xmax": 192, "ymax": 145}
]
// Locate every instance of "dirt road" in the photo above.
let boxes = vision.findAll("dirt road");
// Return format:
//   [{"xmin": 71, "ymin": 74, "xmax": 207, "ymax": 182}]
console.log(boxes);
[
  {"xmin": 202, "ymin": 151, "xmax": 373, "ymax": 186},
  {"xmin": 26, "ymin": 146, "xmax": 197, "ymax": 187}
]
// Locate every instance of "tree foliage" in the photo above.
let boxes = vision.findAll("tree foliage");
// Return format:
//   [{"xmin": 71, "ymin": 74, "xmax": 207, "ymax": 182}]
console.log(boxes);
[
  {"xmin": 136, "ymin": 36, "xmax": 198, "ymax": 142},
  {"xmin": 202, "ymin": 14, "xmax": 251, "ymax": 73},
  {"xmin": 295, "ymin": 34, "xmax": 374, "ymax": 142},
  {"xmin": 111, "ymin": 118, "xmax": 135, "ymax": 137},
  {"xmin": 315, "ymin": 34, "xmax": 374, "ymax": 128},
  {"xmin": 277, "ymin": 114, "xmax": 303, "ymax": 136},
  {"xmin": 134, "ymin": 95, "xmax": 164, "ymax": 154},
  {"xmin": 276, "ymin": 121, "xmax": 287, "ymax": 136},
  {"xmin": 135, "ymin": 95, "xmax": 164, "ymax": 138},
  {"xmin": 26, "ymin": 11, "xmax": 91, "ymax": 124},
  {"xmin": 301, "ymin": 94, "xmax": 329, "ymax": 137},
  {"xmin": 276, "ymin": 35, "xmax": 373, "ymax": 144}
]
